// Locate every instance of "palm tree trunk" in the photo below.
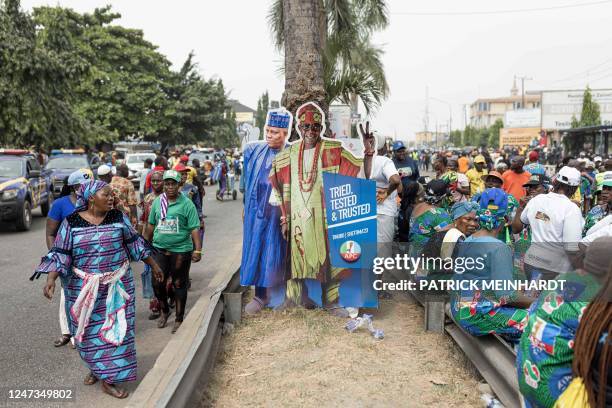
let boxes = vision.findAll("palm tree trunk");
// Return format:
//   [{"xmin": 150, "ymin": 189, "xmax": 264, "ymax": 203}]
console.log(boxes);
[{"xmin": 282, "ymin": 0, "xmax": 327, "ymax": 138}]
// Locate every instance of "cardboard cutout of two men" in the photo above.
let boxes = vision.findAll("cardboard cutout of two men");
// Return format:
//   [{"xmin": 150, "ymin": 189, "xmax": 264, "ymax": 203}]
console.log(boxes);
[{"xmin": 240, "ymin": 102, "xmax": 377, "ymax": 315}]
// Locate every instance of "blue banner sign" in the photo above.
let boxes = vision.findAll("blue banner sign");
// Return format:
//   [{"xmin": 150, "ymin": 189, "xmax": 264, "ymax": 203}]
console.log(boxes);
[{"xmin": 323, "ymin": 172, "xmax": 377, "ymax": 270}]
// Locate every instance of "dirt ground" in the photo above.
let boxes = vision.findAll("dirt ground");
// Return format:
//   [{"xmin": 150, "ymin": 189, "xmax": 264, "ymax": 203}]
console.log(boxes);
[{"xmin": 203, "ymin": 290, "xmax": 484, "ymax": 407}]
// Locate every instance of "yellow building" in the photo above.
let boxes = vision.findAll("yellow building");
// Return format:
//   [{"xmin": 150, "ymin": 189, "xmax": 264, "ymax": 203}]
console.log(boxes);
[
  {"xmin": 415, "ymin": 131, "xmax": 445, "ymax": 146},
  {"xmin": 470, "ymin": 80, "xmax": 541, "ymax": 129},
  {"xmin": 229, "ymin": 100, "xmax": 256, "ymax": 126}
]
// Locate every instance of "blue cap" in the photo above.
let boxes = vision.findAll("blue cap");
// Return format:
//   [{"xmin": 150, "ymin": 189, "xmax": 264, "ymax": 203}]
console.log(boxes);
[
  {"xmin": 392, "ymin": 141, "xmax": 406, "ymax": 151},
  {"xmin": 267, "ymin": 110, "xmax": 291, "ymax": 129},
  {"xmin": 67, "ymin": 169, "xmax": 91, "ymax": 186}
]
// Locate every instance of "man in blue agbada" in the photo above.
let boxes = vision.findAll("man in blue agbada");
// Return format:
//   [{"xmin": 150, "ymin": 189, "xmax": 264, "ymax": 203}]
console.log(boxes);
[{"xmin": 239, "ymin": 108, "xmax": 292, "ymax": 314}]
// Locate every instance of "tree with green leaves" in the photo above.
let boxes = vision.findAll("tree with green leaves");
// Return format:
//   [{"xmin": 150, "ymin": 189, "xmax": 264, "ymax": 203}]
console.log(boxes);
[
  {"xmin": 0, "ymin": 0, "xmax": 87, "ymax": 148},
  {"xmin": 34, "ymin": 6, "xmax": 178, "ymax": 144},
  {"xmin": 34, "ymin": 7, "xmax": 237, "ymax": 147},
  {"xmin": 570, "ymin": 115, "xmax": 580, "ymax": 128},
  {"xmin": 461, "ymin": 125, "xmax": 479, "ymax": 147},
  {"xmin": 487, "ymin": 118, "xmax": 504, "ymax": 148},
  {"xmin": 449, "ymin": 129, "xmax": 462, "ymax": 146},
  {"xmin": 573, "ymin": 86, "xmax": 601, "ymax": 127},
  {"xmin": 158, "ymin": 52, "xmax": 233, "ymax": 149},
  {"xmin": 255, "ymin": 91, "xmax": 270, "ymax": 136},
  {"xmin": 268, "ymin": 0, "xmax": 388, "ymax": 118}
]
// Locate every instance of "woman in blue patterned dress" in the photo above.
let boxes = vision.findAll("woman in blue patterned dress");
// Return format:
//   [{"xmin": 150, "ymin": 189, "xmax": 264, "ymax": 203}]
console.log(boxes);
[{"xmin": 33, "ymin": 180, "xmax": 163, "ymax": 399}]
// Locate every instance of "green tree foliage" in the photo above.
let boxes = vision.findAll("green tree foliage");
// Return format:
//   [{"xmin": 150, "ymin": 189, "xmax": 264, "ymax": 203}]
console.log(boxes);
[
  {"xmin": 574, "ymin": 86, "xmax": 601, "ymax": 127},
  {"xmin": 461, "ymin": 126, "xmax": 479, "ymax": 147},
  {"xmin": 255, "ymin": 91, "xmax": 270, "ymax": 136},
  {"xmin": 487, "ymin": 119, "xmax": 504, "ymax": 148},
  {"xmin": 213, "ymin": 108, "xmax": 239, "ymax": 148},
  {"xmin": 1, "ymin": 1, "xmax": 236, "ymax": 149},
  {"xmin": 566, "ymin": 87, "xmax": 601, "ymax": 153},
  {"xmin": 0, "ymin": 0, "xmax": 87, "ymax": 148},
  {"xmin": 159, "ymin": 53, "xmax": 233, "ymax": 149},
  {"xmin": 570, "ymin": 114, "xmax": 580, "ymax": 128},
  {"xmin": 34, "ymin": 6, "xmax": 176, "ymax": 143},
  {"xmin": 449, "ymin": 129, "xmax": 462, "ymax": 146}
]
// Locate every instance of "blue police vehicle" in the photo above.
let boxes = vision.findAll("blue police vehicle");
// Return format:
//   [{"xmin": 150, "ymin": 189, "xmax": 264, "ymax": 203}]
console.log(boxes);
[
  {"xmin": 45, "ymin": 149, "xmax": 95, "ymax": 198},
  {"xmin": 0, "ymin": 150, "xmax": 52, "ymax": 231}
]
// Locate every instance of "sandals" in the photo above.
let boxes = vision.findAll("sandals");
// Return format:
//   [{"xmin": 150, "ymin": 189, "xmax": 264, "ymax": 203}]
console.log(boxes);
[
  {"xmin": 171, "ymin": 321, "xmax": 182, "ymax": 334},
  {"xmin": 84, "ymin": 372, "xmax": 98, "ymax": 385},
  {"xmin": 54, "ymin": 334, "xmax": 71, "ymax": 347},
  {"xmin": 157, "ymin": 312, "xmax": 171, "ymax": 329},
  {"xmin": 244, "ymin": 297, "xmax": 266, "ymax": 315},
  {"xmin": 101, "ymin": 382, "xmax": 129, "ymax": 399}
]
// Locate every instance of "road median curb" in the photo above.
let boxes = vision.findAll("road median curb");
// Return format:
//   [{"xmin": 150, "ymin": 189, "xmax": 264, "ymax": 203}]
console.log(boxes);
[{"xmin": 127, "ymin": 242, "xmax": 241, "ymax": 407}]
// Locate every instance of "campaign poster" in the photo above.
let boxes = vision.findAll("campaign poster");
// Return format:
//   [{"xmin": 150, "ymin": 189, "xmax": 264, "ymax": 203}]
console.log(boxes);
[{"xmin": 323, "ymin": 172, "xmax": 378, "ymax": 308}]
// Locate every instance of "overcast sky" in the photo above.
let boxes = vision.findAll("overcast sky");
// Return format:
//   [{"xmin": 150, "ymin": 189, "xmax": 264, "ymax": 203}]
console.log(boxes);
[{"xmin": 20, "ymin": 0, "xmax": 612, "ymax": 141}]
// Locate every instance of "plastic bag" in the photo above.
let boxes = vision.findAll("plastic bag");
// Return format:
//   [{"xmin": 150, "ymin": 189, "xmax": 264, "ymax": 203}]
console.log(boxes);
[
  {"xmin": 554, "ymin": 377, "xmax": 590, "ymax": 408},
  {"xmin": 346, "ymin": 314, "xmax": 384, "ymax": 340}
]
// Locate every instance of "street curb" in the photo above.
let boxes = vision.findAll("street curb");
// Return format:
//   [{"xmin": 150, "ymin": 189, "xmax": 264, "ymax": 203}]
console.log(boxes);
[{"xmin": 126, "ymin": 242, "xmax": 241, "ymax": 408}]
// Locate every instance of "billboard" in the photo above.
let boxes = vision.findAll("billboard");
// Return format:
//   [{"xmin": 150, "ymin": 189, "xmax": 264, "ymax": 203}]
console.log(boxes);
[
  {"xmin": 329, "ymin": 104, "xmax": 351, "ymax": 138},
  {"xmin": 500, "ymin": 127, "xmax": 540, "ymax": 147},
  {"xmin": 505, "ymin": 109, "xmax": 541, "ymax": 128},
  {"xmin": 541, "ymin": 89, "xmax": 612, "ymax": 129}
]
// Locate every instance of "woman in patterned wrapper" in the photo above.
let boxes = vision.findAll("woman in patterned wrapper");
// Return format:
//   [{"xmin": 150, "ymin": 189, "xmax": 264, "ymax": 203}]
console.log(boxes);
[
  {"xmin": 450, "ymin": 198, "xmax": 534, "ymax": 343},
  {"xmin": 33, "ymin": 180, "xmax": 164, "ymax": 399},
  {"xmin": 408, "ymin": 179, "xmax": 452, "ymax": 260}
]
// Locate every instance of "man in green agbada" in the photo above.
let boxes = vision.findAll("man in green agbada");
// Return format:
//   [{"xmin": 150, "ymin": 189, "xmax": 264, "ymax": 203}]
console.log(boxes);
[{"xmin": 269, "ymin": 103, "xmax": 375, "ymax": 316}]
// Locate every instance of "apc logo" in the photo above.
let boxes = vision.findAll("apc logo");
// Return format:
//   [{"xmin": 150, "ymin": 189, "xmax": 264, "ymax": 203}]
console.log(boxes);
[
  {"xmin": 523, "ymin": 360, "xmax": 540, "ymax": 389},
  {"xmin": 339, "ymin": 240, "xmax": 361, "ymax": 263}
]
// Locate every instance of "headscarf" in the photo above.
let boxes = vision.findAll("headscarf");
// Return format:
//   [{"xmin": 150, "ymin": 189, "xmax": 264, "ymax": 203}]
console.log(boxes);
[
  {"xmin": 424, "ymin": 179, "xmax": 448, "ymax": 205},
  {"xmin": 477, "ymin": 207, "xmax": 507, "ymax": 231},
  {"xmin": 451, "ymin": 201, "xmax": 479, "ymax": 221},
  {"xmin": 75, "ymin": 180, "xmax": 108, "ymax": 212}
]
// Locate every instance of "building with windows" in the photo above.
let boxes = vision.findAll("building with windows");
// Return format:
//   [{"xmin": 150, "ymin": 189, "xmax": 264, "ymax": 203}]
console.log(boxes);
[
  {"xmin": 229, "ymin": 99, "xmax": 256, "ymax": 126},
  {"xmin": 470, "ymin": 80, "xmax": 541, "ymax": 129}
]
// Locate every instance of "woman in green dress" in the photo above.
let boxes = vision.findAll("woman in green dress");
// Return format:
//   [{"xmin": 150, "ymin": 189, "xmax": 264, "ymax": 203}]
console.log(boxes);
[{"xmin": 408, "ymin": 179, "xmax": 452, "ymax": 259}]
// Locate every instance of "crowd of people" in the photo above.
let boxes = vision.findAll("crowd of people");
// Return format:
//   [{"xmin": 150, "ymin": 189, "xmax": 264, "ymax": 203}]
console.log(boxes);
[
  {"xmin": 380, "ymin": 144, "xmax": 611, "ymax": 408},
  {"xmin": 238, "ymin": 104, "xmax": 610, "ymax": 407},
  {"xmin": 29, "ymin": 114, "xmax": 610, "ymax": 405},
  {"xmin": 32, "ymin": 148, "xmax": 242, "ymax": 399}
]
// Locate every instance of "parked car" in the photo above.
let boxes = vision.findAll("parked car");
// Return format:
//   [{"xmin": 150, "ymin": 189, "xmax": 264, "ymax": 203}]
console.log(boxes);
[
  {"xmin": 45, "ymin": 149, "xmax": 94, "ymax": 198},
  {"xmin": 125, "ymin": 152, "xmax": 156, "ymax": 189},
  {"xmin": 0, "ymin": 149, "xmax": 53, "ymax": 231}
]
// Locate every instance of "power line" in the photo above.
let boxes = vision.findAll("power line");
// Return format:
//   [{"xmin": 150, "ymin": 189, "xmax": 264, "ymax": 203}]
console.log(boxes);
[
  {"xmin": 392, "ymin": 0, "xmax": 612, "ymax": 16},
  {"xmin": 544, "ymin": 57, "xmax": 612, "ymax": 84}
]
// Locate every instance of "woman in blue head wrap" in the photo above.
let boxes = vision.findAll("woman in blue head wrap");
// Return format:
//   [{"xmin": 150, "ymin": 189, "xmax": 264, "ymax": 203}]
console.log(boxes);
[
  {"xmin": 449, "ymin": 197, "xmax": 534, "ymax": 342},
  {"xmin": 33, "ymin": 180, "xmax": 163, "ymax": 399}
]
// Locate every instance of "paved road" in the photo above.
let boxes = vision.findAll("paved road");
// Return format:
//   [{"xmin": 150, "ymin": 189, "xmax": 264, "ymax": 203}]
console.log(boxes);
[{"xmin": 0, "ymin": 185, "xmax": 243, "ymax": 407}]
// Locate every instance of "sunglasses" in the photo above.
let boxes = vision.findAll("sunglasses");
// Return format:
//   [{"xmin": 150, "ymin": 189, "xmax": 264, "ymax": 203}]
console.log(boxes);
[{"xmin": 300, "ymin": 124, "xmax": 322, "ymax": 132}]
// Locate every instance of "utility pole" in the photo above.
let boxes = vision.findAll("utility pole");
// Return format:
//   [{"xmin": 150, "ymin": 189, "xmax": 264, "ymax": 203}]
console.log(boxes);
[
  {"xmin": 424, "ymin": 86, "xmax": 430, "ymax": 132},
  {"xmin": 430, "ymin": 96, "xmax": 452, "ymax": 144},
  {"xmin": 515, "ymin": 75, "xmax": 533, "ymax": 109}
]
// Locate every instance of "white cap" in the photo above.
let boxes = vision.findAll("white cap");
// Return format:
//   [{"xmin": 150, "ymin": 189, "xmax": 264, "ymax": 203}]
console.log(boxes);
[
  {"xmin": 374, "ymin": 133, "xmax": 387, "ymax": 151},
  {"xmin": 556, "ymin": 166, "xmax": 581, "ymax": 186},
  {"xmin": 594, "ymin": 156, "xmax": 603, "ymax": 162},
  {"xmin": 97, "ymin": 164, "xmax": 112, "ymax": 176}
]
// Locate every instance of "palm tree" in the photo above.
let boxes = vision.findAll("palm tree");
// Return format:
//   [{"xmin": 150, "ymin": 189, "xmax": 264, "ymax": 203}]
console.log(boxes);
[
  {"xmin": 271, "ymin": 0, "xmax": 327, "ymax": 121},
  {"xmin": 269, "ymin": 0, "xmax": 389, "ymax": 118}
]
